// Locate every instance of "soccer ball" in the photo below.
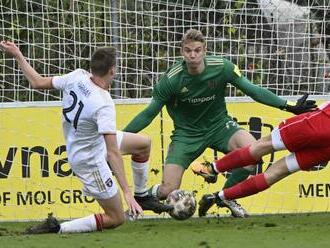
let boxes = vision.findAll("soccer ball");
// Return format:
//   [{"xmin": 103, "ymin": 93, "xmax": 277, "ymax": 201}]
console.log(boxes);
[{"xmin": 166, "ymin": 189, "xmax": 196, "ymax": 220}]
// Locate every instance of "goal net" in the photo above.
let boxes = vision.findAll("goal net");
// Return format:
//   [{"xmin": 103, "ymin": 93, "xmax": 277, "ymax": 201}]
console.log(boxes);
[{"xmin": 0, "ymin": 0, "xmax": 329, "ymax": 221}]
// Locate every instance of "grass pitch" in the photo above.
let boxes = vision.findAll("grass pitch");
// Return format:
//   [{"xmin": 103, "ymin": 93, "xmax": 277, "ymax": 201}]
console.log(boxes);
[{"xmin": 0, "ymin": 213, "xmax": 329, "ymax": 248}]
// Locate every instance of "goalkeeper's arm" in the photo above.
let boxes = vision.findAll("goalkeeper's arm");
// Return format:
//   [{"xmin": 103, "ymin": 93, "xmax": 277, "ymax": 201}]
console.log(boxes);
[
  {"xmin": 233, "ymin": 77, "xmax": 317, "ymax": 115},
  {"xmin": 123, "ymin": 99, "xmax": 164, "ymax": 133}
]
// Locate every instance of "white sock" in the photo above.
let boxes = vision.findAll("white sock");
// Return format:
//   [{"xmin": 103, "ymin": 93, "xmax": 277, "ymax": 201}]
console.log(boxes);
[
  {"xmin": 132, "ymin": 159, "xmax": 148, "ymax": 196},
  {"xmin": 218, "ymin": 191, "xmax": 225, "ymax": 200},
  {"xmin": 212, "ymin": 162, "xmax": 219, "ymax": 173},
  {"xmin": 149, "ymin": 184, "xmax": 160, "ymax": 198},
  {"xmin": 59, "ymin": 215, "xmax": 98, "ymax": 233}
]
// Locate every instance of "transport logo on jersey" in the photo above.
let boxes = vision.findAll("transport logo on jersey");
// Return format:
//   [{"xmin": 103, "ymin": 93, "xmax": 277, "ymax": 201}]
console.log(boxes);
[{"xmin": 181, "ymin": 87, "xmax": 189, "ymax": 93}]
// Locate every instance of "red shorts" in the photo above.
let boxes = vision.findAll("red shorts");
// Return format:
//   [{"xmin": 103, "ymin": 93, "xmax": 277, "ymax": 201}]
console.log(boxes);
[{"xmin": 278, "ymin": 103, "xmax": 330, "ymax": 170}]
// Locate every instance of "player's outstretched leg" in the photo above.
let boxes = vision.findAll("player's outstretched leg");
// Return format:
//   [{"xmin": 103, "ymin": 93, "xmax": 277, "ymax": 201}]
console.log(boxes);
[
  {"xmin": 25, "ymin": 213, "xmax": 60, "ymax": 234},
  {"xmin": 198, "ymin": 192, "xmax": 248, "ymax": 218}
]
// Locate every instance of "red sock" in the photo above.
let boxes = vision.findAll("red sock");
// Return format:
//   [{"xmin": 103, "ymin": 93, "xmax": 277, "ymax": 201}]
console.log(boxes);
[
  {"xmin": 214, "ymin": 146, "xmax": 257, "ymax": 172},
  {"xmin": 131, "ymin": 155, "xmax": 148, "ymax": 163},
  {"xmin": 94, "ymin": 214, "xmax": 104, "ymax": 231},
  {"xmin": 223, "ymin": 173, "xmax": 270, "ymax": 200}
]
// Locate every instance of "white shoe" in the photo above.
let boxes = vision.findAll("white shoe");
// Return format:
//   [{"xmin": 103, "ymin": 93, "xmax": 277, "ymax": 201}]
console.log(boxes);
[{"xmin": 218, "ymin": 199, "xmax": 249, "ymax": 218}]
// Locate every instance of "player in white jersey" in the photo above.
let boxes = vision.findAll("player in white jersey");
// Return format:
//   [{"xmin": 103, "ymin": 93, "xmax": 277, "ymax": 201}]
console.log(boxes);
[{"xmin": 0, "ymin": 41, "xmax": 171, "ymax": 234}]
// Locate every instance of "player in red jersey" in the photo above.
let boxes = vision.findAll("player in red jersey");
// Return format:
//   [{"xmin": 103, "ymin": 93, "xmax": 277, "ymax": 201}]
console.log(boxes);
[{"xmin": 193, "ymin": 99, "xmax": 324, "ymax": 216}]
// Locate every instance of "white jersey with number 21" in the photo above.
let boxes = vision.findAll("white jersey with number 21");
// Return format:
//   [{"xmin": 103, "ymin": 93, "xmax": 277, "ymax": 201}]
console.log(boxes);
[{"xmin": 52, "ymin": 69, "xmax": 116, "ymax": 168}]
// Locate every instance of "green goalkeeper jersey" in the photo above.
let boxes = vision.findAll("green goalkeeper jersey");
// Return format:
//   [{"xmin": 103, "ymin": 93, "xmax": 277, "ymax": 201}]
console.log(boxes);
[{"xmin": 124, "ymin": 55, "xmax": 286, "ymax": 135}]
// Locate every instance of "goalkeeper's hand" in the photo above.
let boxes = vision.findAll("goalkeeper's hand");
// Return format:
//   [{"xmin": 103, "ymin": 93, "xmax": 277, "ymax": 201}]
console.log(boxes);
[{"xmin": 282, "ymin": 93, "xmax": 317, "ymax": 115}]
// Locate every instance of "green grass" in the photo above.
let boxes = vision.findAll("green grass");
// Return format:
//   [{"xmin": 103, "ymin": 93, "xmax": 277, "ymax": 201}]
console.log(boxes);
[{"xmin": 1, "ymin": 213, "xmax": 330, "ymax": 248}]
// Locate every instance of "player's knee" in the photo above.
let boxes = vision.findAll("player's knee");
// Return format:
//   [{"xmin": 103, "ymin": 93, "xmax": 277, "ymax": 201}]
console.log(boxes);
[
  {"xmin": 144, "ymin": 136, "xmax": 151, "ymax": 150},
  {"xmin": 138, "ymin": 134, "xmax": 151, "ymax": 149},
  {"xmin": 133, "ymin": 135, "xmax": 151, "ymax": 158},
  {"xmin": 142, "ymin": 137, "xmax": 151, "ymax": 156}
]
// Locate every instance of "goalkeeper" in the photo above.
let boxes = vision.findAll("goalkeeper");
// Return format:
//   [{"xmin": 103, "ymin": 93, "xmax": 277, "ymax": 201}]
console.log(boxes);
[
  {"xmin": 192, "ymin": 99, "xmax": 325, "ymax": 215},
  {"xmin": 124, "ymin": 29, "xmax": 316, "ymax": 217}
]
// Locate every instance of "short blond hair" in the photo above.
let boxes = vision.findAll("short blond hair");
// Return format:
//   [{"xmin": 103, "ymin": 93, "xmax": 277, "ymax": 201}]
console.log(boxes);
[{"xmin": 181, "ymin": 29, "xmax": 206, "ymax": 47}]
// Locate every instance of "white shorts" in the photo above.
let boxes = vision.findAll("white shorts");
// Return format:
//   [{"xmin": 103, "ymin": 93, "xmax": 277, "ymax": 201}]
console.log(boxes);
[
  {"xmin": 78, "ymin": 159, "xmax": 118, "ymax": 199},
  {"xmin": 271, "ymin": 127, "xmax": 287, "ymax": 151},
  {"xmin": 72, "ymin": 130, "xmax": 124, "ymax": 200},
  {"xmin": 116, "ymin": 130, "xmax": 124, "ymax": 149}
]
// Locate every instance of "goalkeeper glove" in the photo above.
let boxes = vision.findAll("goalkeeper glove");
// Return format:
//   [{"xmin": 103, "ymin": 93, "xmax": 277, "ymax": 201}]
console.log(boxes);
[{"xmin": 282, "ymin": 93, "xmax": 317, "ymax": 115}]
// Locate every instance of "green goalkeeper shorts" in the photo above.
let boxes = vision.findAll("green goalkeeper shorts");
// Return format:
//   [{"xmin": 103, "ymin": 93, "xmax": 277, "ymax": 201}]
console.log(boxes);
[{"xmin": 165, "ymin": 117, "xmax": 242, "ymax": 169}]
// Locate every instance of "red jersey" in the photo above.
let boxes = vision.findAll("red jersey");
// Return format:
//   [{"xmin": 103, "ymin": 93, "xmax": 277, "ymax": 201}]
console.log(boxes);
[{"xmin": 279, "ymin": 102, "xmax": 330, "ymax": 170}]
